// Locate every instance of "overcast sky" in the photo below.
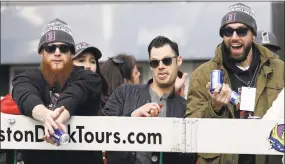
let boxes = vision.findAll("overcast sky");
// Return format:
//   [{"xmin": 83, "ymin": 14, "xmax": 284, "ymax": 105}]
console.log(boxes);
[{"xmin": 1, "ymin": 2, "xmax": 272, "ymax": 64}]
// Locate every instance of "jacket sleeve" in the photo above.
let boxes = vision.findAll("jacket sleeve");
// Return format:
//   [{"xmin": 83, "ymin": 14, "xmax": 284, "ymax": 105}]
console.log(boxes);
[
  {"xmin": 185, "ymin": 69, "xmax": 229, "ymax": 118},
  {"xmin": 11, "ymin": 71, "xmax": 44, "ymax": 117},
  {"xmin": 55, "ymin": 70, "xmax": 102, "ymax": 116},
  {"xmin": 262, "ymin": 88, "xmax": 284, "ymax": 120},
  {"xmin": 100, "ymin": 84, "xmax": 126, "ymax": 116}
]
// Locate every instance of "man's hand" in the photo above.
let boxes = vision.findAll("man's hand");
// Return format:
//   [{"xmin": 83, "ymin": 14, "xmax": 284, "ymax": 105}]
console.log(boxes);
[
  {"xmin": 131, "ymin": 103, "xmax": 162, "ymax": 117},
  {"xmin": 175, "ymin": 72, "xmax": 188, "ymax": 92},
  {"xmin": 206, "ymin": 82, "xmax": 232, "ymax": 112},
  {"xmin": 43, "ymin": 106, "xmax": 66, "ymax": 145}
]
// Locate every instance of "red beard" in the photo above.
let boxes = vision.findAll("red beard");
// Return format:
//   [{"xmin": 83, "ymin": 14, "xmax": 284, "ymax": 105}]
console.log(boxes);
[{"xmin": 40, "ymin": 56, "xmax": 73, "ymax": 87}]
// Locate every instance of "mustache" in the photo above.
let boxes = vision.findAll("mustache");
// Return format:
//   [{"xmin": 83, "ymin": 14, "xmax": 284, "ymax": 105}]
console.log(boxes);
[{"xmin": 40, "ymin": 56, "xmax": 73, "ymax": 85}]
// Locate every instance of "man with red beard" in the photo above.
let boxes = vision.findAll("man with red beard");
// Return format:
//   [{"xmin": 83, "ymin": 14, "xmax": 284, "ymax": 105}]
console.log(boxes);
[
  {"xmin": 11, "ymin": 18, "xmax": 103, "ymax": 164},
  {"xmin": 185, "ymin": 3, "xmax": 284, "ymax": 164}
]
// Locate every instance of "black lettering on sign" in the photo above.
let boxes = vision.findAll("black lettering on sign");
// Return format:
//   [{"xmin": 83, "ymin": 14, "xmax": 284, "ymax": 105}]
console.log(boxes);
[
  {"xmin": 114, "ymin": 132, "xmax": 120, "ymax": 144},
  {"xmin": 148, "ymin": 133, "xmax": 162, "ymax": 144},
  {"xmin": 106, "ymin": 132, "xmax": 112, "ymax": 143},
  {"xmin": 14, "ymin": 130, "xmax": 23, "ymax": 142},
  {"xmin": 35, "ymin": 125, "xmax": 44, "ymax": 142},
  {"xmin": 7, "ymin": 128, "xmax": 12, "ymax": 142},
  {"xmin": 95, "ymin": 132, "xmax": 105, "ymax": 143},
  {"xmin": 84, "ymin": 132, "xmax": 94, "ymax": 143},
  {"xmin": 68, "ymin": 124, "xmax": 77, "ymax": 143},
  {"xmin": 136, "ymin": 133, "xmax": 146, "ymax": 144},
  {"xmin": 0, "ymin": 130, "xmax": 5, "ymax": 142},
  {"xmin": 76, "ymin": 126, "xmax": 84, "ymax": 143},
  {"xmin": 25, "ymin": 131, "xmax": 34, "ymax": 142},
  {"xmin": 128, "ymin": 132, "xmax": 135, "ymax": 144}
]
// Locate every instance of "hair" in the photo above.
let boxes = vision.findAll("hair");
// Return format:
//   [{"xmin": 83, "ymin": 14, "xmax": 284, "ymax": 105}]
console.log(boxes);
[
  {"xmin": 101, "ymin": 53, "xmax": 137, "ymax": 95},
  {"xmin": 147, "ymin": 36, "xmax": 179, "ymax": 57}
]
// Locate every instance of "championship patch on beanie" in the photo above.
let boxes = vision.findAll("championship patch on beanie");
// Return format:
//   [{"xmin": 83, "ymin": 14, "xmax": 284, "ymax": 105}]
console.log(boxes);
[
  {"xmin": 226, "ymin": 13, "xmax": 236, "ymax": 22},
  {"xmin": 38, "ymin": 18, "xmax": 75, "ymax": 54},
  {"xmin": 220, "ymin": 3, "xmax": 257, "ymax": 37}
]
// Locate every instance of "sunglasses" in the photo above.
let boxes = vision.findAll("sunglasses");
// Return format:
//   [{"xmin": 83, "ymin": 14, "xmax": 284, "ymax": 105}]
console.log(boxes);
[
  {"xmin": 149, "ymin": 56, "xmax": 177, "ymax": 68},
  {"xmin": 43, "ymin": 44, "xmax": 72, "ymax": 53},
  {"xmin": 221, "ymin": 27, "xmax": 249, "ymax": 37}
]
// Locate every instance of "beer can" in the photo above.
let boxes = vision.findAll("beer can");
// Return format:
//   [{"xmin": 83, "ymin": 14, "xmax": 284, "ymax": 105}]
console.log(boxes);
[
  {"xmin": 51, "ymin": 129, "xmax": 70, "ymax": 146},
  {"xmin": 210, "ymin": 70, "xmax": 224, "ymax": 93},
  {"xmin": 248, "ymin": 116, "xmax": 261, "ymax": 119},
  {"xmin": 229, "ymin": 91, "xmax": 240, "ymax": 105}
]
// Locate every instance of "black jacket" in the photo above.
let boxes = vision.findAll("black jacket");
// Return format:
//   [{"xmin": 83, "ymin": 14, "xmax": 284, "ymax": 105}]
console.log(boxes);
[
  {"xmin": 11, "ymin": 66, "xmax": 103, "ymax": 164},
  {"xmin": 101, "ymin": 79, "xmax": 196, "ymax": 164}
]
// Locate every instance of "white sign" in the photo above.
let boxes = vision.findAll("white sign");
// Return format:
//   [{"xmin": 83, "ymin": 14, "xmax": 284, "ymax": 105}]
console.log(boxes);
[
  {"xmin": 1, "ymin": 113, "xmax": 284, "ymax": 155},
  {"xmin": 185, "ymin": 118, "xmax": 284, "ymax": 155},
  {"xmin": 0, "ymin": 113, "xmax": 184, "ymax": 152}
]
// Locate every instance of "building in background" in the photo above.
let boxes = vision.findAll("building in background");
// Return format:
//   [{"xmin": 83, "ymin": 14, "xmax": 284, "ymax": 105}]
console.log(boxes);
[{"xmin": 0, "ymin": 2, "xmax": 283, "ymax": 97}]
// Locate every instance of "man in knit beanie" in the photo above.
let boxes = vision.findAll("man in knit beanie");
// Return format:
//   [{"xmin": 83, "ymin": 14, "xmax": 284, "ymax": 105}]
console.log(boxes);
[
  {"xmin": 186, "ymin": 3, "xmax": 284, "ymax": 164},
  {"xmin": 11, "ymin": 18, "xmax": 104, "ymax": 164}
]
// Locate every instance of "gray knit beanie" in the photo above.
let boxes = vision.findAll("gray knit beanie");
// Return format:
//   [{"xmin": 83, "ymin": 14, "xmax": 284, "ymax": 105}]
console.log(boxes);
[
  {"xmin": 219, "ymin": 3, "xmax": 257, "ymax": 37},
  {"xmin": 38, "ymin": 18, "xmax": 75, "ymax": 54}
]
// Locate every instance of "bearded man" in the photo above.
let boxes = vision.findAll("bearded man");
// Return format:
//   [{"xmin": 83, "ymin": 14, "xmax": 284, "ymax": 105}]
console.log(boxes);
[
  {"xmin": 185, "ymin": 3, "xmax": 284, "ymax": 164},
  {"xmin": 11, "ymin": 18, "xmax": 104, "ymax": 164}
]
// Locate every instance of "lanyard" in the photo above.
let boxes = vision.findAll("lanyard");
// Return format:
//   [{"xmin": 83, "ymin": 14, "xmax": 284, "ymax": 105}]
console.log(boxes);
[{"xmin": 233, "ymin": 63, "xmax": 260, "ymax": 87}]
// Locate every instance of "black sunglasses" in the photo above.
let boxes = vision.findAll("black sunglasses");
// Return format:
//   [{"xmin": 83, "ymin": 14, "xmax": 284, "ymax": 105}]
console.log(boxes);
[
  {"xmin": 149, "ymin": 56, "xmax": 177, "ymax": 68},
  {"xmin": 221, "ymin": 27, "xmax": 249, "ymax": 37},
  {"xmin": 43, "ymin": 44, "xmax": 72, "ymax": 53}
]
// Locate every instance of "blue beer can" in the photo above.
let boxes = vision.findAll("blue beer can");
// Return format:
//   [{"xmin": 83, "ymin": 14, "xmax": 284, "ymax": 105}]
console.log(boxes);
[
  {"xmin": 248, "ymin": 116, "xmax": 261, "ymax": 119},
  {"xmin": 51, "ymin": 129, "xmax": 70, "ymax": 146},
  {"xmin": 229, "ymin": 91, "xmax": 240, "ymax": 105},
  {"xmin": 210, "ymin": 70, "xmax": 224, "ymax": 93}
]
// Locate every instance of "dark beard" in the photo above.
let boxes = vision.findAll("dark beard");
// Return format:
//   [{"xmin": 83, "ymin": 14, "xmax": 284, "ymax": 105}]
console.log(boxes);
[
  {"xmin": 156, "ymin": 78, "xmax": 176, "ymax": 89},
  {"xmin": 222, "ymin": 41, "xmax": 252, "ymax": 63},
  {"xmin": 40, "ymin": 56, "xmax": 73, "ymax": 87}
]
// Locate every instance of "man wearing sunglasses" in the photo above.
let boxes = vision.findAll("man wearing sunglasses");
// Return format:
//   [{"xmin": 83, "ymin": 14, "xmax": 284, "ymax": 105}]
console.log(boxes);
[
  {"xmin": 185, "ymin": 3, "xmax": 284, "ymax": 164},
  {"xmin": 102, "ymin": 36, "xmax": 195, "ymax": 164},
  {"xmin": 11, "ymin": 19, "xmax": 104, "ymax": 164}
]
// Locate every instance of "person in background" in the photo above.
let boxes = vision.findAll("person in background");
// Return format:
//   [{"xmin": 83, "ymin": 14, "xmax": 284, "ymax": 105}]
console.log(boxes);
[
  {"xmin": 255, "ymin": 30, "xmax": 281, "ymax": 53},
  {"xmin": 100, "ymin": 54, "xmax": 140, "ymax": 164},
  {"xmin": 11, "ymin": 18, "xmax": 104, "ymax": 164},
  {"xmin": 72, "ymin": 42, "xmax": 109, "ymax": 164},
  {"xmin": 101, "ymin": 36, "xmax": 195, "ymax": 164},
  {"xmin": 100, "ymin": 53, "xmax": 141, "ymax": 96},
  {"xmin": 72, "ymin": 42, "xmax": 109, "ymax": 109},
  {"xmin": 185, "ymin": 3, "xmax": 284, "ymax": 164}
]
